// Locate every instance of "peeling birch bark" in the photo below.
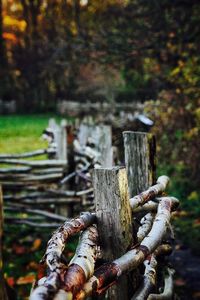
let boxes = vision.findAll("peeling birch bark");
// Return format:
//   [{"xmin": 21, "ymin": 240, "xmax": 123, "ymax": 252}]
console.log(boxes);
[
  {"xmin": 62, "ymin": 225, "xmax": 98, "ymax": 296},
  {"xmin": 130, "ymin": 176, "xmax": 170, "ymax": 210},
  {"xmin": 44, "ymin": 212, "xmax": 96, "ymax": 271},
  {"xmin": 131, "ymin": 255, "xmax": 157, "ymax": 300},
  {"xmin": 131, "ymin": 244, "xmax": 172, "ymax": 300},
  {"xmin": 137, "ymin": 213, "xmax": 154, "ymax": 243},
  {"xmin": 76, "ymin": 197, "xmax": 179, "ymax": 299},
  {"xmin": 134, "ymin": 201, "xmax": 158, "ymax": 213},
  {"xmin": 147, "ymin": 268, "xmax": 175, "ymax": 300},
  {"xmin": 30, "ymin": 213, "xmax": 96, "ymax": 300},
  {"xmin": 140, "ymin": 197, "xmax": 178, "ymax": 254}
]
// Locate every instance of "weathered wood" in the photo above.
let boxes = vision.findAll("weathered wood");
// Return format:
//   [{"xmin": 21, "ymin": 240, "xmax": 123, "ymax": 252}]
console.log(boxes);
[
  {"xmin": 30, "ymin": 213, "xmax": 96, "ymax": 300},
  {"xmin": 76, "ymin": 197, "xmax": 179, "ymax": 299},
  {"xmin": 93, "ymin": 167, "xmax": 133, "ymax": 300},
  {"xmin": 0, "ymin": 186, "xmax": 8, "ymax": 300},
  {"xmin": 4, "ymin": 206, "xmax": 67, "ymax": 221},
  {"xmin": 0, "ymin": 172, "xmax": 63, "ymax": 182},
  {"xmin": 78, "ymin": 124, "xmax": 112, "ymax": 167},
  {"xmin": 56, "ymin": 120, "xmax": 69, "ymax": 216},
  {"xmin": 58, "ymin": 120, "xmax": 67, "ymax": 161},
  {"xmin": 123, "ymin": 131, "xmax": 156, "ymax": 296},
  {"xmin": 0, "ymin": 159, "xmax": 67, "ymax": 167},
  {"xmin": 0, "ymin": 148, "xmax": 55, "ymax": 159},
  {"xmin": 48, "ymin": 118, "xmax": 68, "ymax": 161},
  {"xmin": 123, "ymin": 131, "xmax": 156, "ymax": 197}
]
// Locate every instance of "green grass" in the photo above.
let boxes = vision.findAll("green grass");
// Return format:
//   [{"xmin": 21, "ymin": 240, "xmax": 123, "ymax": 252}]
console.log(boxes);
[{"xmin": 0, "ymin": 115, "xmax": 62, "ymax": 153}]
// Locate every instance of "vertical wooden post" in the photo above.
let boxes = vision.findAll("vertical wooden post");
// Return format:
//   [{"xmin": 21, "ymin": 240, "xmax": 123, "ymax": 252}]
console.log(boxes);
[
  {"xmin": 49, "ymin": 119, "xmax": 68, "ymax": 217},
  {"xmin": 123, "ymin": 131, "xmax": 156, "ymax": 296},
  {"xmin": 93, "ymin": 167, "xmax": 133, "ymax": 300},
  {"xmin": 123, "ymin": 131, "xmax": 156, "ymax": 197},
  {"xmin": 48, "ymin": 118, "xmax": 67, "ymax": 162},
  {"xmin": 0, "ymin": 186, "xmax": 8, "ymax": 300},
  {"xmin": 78, "ymin": 124, "xmax": 112, "ymax": 167},
  {"xmin": 59, "ymin": 120, "xmax": 67, "ymax": 162}
]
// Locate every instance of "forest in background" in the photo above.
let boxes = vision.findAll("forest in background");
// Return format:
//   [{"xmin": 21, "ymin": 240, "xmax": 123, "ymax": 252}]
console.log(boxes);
[{"xmin": 0, "ymin": 0, "xmax": 200, "ymax": 251}]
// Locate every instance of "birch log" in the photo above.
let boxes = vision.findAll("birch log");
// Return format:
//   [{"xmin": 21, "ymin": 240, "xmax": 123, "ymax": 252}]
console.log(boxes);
[
  {"xmin": 62, "ymin": 225, "xmax": 99, "ymax": 297},
  {"xmin": 137, "ymin": 213, "xmax": 155, "ymax": 243},
  {"xmin": 129, "ymin": 176, "xmax": 169, "ymax": 210},
  {"xmin": 131, "ymin": 244, "xmax": 172, "ymax": 300},
  {"xmin": 0, "ymin": 186, "xmax": 8, "ymax": 300},
  {"xmin": 147, "ymin": 268, "xmax": 175, "ymax": 300},
  {"xmin": 93, "ymin": 167, "xmax": 133, "ymax": 300},
  {"xmin": 30, "ymin": 213, "xmax": 96, "ymax": 300},
  {"xmin": 76, "ymin": 196, "xmax": 179, "ymax": 299}
]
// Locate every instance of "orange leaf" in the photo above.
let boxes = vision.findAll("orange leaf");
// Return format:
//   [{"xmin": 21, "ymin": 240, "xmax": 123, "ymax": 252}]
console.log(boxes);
[
  {"xmin": 31, "ymin": 238, "xmax": 42, "ymax": 251},
  {"xmin": 16, "ymin": 274, "xmax": 35, "ymax": 285},
  {"xmin": 193, "ymin": 219, "xmax": 200, "ymax": 226},
  {"xmin": 7, "ymin": 277, "xmax": 15, "ymax": 287},
  {"xmin": 27, "ymin": 261, "xmax": 39, "ymax": 270}
]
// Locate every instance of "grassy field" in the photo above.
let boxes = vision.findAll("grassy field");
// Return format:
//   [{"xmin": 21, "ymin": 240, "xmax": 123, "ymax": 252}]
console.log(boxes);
[{"xmin": 0, "ymin": 115, "xmax": 62, "ymax": 153}]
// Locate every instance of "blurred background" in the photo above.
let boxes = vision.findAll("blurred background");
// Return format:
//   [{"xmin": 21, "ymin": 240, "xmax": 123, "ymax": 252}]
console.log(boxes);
[{"xmin": 0, "ymin": 0, "xmax": 200, "ymax": 299}]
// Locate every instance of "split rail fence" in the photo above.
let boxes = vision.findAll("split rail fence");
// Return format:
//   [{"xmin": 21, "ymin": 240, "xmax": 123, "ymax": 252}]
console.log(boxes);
[
  {"xmin": 0, "ymin": 118, "xmax": 113, "ymax": 227},
  {"xmin": 29, "ymin": 131, "xmax": 179, "ymax": 300}
]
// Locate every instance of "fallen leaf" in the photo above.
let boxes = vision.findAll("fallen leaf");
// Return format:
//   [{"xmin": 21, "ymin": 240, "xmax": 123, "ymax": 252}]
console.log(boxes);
[
  {"xmin": 193, "ymin": 219, "xmax": 200, "ymax": 227},
  {"xmin": 16, "ymin": 274, "xmax": 35, "ymax": 285},
  {"xmin": 27, "ymin": 261, "xmax": 39, "ymax": 270},
  {"xmin": 6, "ymin": 277, "xmax": 15, "ymax": 287},
  {"xmin": 31, "ymin": 238, "xmax": 42, "ymax": 251}
]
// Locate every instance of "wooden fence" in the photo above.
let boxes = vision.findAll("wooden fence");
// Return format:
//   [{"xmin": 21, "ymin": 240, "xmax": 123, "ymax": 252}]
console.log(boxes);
[
  {"xmin": 30, "ymin": 131, "xmax": 179, "ymax": 300},
  {"xmin": 0, "ymin": 119, "xmax": 113, "ymax": 226}
]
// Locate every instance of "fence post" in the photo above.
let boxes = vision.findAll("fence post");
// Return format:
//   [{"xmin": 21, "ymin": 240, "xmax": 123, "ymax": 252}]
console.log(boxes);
[
  {"xmin": 93, "ymin": 167, "xmax": 133, "ymax": 300},
  {"xmin": 58, "ymin": 119, "xmax": 67, "ymax": 162},
  {"xmin": 123, "ymin": 131, "xmax": 156, "ymax": 197},
  {"xmin": 123, "ymin": 131, "xmax": 156, "ymax": 294},
  {"xmin": 78, "ymin": 124, "xmax": 112, "ymax": 167},
  {"xmin": 0, "ymin": 186, "xmax": 8, "ymax": 300},
  {"xmin": 48, "ymin": 118, "xmax": 67, "ymax": 162}
]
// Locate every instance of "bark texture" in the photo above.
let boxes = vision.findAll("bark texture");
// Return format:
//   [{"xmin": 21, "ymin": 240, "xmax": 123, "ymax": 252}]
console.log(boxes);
[
  {"xmin": 123, "ymin": 131, "xmax": 156, "ymax": 197},
  {"xmin": 93, "ymin": 167, "xmax": 133, "ymax": 300}
]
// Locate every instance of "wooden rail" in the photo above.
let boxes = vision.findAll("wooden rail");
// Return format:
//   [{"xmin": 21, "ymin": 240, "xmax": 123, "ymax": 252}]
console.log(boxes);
[{"xmin": 30, "ymin": 131, "xmax": 179, "ymax": 300}]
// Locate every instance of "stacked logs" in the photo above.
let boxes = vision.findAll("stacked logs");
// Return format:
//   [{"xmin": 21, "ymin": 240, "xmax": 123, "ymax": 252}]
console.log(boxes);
[{"xmin": 0, "ymin": 120, "xmax": 112, "ymax": 227}]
